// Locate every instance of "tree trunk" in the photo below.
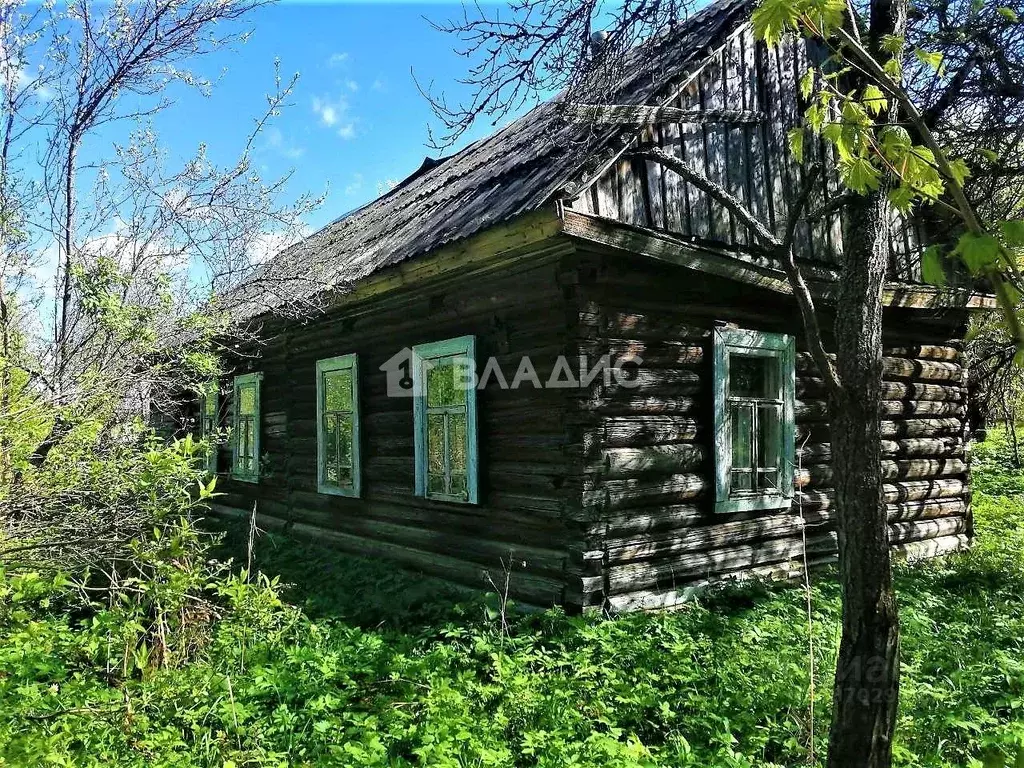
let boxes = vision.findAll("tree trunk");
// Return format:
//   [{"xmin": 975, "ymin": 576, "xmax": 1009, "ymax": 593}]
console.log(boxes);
[{"xmin": 826, "ymin": 189, "xmax": 901, "ymax": 767}]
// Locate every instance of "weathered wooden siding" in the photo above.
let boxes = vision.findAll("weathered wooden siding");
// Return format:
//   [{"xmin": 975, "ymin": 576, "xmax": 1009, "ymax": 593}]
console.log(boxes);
[
  {"xmin": 213, "ymin": 240, "xmax": 596, "ymax": 608},
  {"xmin": 569, "ymin": 247, "xmax": 971, "ymax": 612},
  {"xmin": 565, "ymin": 27, "xmax": 925, "ymax": 281}
]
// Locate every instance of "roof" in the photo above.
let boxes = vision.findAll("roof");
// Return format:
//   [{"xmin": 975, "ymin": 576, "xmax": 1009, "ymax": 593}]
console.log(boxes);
[{"xmin": 225, "ymin": 0, "xmax": 752, "ymax": 320}]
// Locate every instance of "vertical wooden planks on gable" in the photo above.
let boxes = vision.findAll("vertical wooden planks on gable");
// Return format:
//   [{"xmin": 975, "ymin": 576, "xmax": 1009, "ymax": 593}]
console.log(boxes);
[
  {"xmin": 683, "ymin": 79, "xmax": 711, "ymax": 239},
  {"xmin": 703, "ymin": 50, "xmax": 732, "ymax": 243},
  {"xmin": 725, "ymin": 33, "xmax": 750, "ymax": 246},
  {"xmin": 644, "ymin": 125, "xmax": 667, "ymax": 230},
  {"xmin": 762, "ymin": 41, "xmax": 790, "ymax": 239},
  {"xmin": 746, "ymin": 33, "xmax": 771, "ymax": 235},
  {"xmin": 595, "ymin": 169, "xmax": 617, "ymax": 220},
  {"xmin": 661, "ymin": 114, "xmax": 688, "ymax": 235},
  {"xmin": 777, "ymin": 34, "xmax": 813, "ymax": 260},
  {"xmin": 802, "ymin": 39, "xmax": 835, "ymax": 263}
]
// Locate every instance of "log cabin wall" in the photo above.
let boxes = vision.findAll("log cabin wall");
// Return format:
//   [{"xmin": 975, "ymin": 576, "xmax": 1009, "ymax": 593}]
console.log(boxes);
[
  {"xmin": 569, "ymin": 247, "xmax": 971, "ymax": 612},
  {"xmin": 213, "ymin": 239, "xmax": 601, "ymax": 608},
  {"xmin": 564, "ymin": 26, "xmax": 925, "ymax": 282}
]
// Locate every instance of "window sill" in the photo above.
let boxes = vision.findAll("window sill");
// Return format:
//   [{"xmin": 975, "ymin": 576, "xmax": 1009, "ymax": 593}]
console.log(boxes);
[
  {"xmin": 231, "ymin": 473, "xmax": 259, "ymax": 484},
  {"xmin": 318, "ymin": 483, "xmax": 360, "ymax": 498},
  {"xmin": 715, "ymin": 494, "xmax": 793, "ymax": 514}
]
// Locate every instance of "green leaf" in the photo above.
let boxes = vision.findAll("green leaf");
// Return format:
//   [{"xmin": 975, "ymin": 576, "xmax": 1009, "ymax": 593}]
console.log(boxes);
[
  {"xmin": 752, "ymin": 0, "xmax": 799, "ymax": 46},
  {"xmin": 954, "ymin": 232, "xmax": 1001, "ymax": 274},
  {"xmin": 947, "ymin": 158, "xmax": 971, "ymax": 187},
  {"xmin": 883, "ymin": 56, "xmax": 904, "ymax": 81},
  {"xmin": 921, "ymin": 245, "xmax": 947, "ymax": 286},
  {"xmin": 1000, "ymin": 220, "xmax": 1024, "ymax": 247},
  {"xmin": 998, "ymin": 6, "xmax": 1019, "ymax": 22},
  {"xmin": 800, "ymin": 67, "xmax": 816, "ymax": 100},
  {"xmin": 862, "ymin": 84, "xmax": 887, "ymax": 116},
  {"xmin": 879, "ymin": 125, "xmax": 912, "ymax": 159},
  {"xmin": 881, "ymin": 35, "xmax": 905, "ymax": 54},
  {"xmin": 978, "ymin": 148, "xmax": 1000, "ymax": 163},
  {"xmin": 840, "ymin": 157, "xmax": 881, "ymax": 193},
  {"xmin": 915, "ymin": 48, "xmax": 944, "ymax": 73},
  {"xmin": 788, "ymin": 128, "xmax": 805, "ymax": 163},
  {"xmin": 888, "ymin": 185, "xmax": 915, "ymax": 215}
]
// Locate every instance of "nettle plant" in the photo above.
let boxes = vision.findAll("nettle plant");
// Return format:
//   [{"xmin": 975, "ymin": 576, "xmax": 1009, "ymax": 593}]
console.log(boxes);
[{"xmin": 752, "ymin": 0, "xmax": 1024, "ymax": 356}]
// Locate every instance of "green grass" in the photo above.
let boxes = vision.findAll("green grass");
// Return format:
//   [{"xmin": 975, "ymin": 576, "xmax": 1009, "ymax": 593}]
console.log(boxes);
[{"xmin": 3, "ymin": 434, "xmax": 1024, "ymax": 766}]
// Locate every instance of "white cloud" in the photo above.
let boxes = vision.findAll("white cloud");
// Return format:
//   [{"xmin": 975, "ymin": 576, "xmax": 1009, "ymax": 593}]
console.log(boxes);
[
  {"xmin": 345, "ymin": 78, "xmax": 358, "ymax": 92},
  {"xmin": 312, "ymin": 95, "xmax": 356, "ymax": 139},
  {"xmin": 327, "ymin": 52, "xmax": 349, "ymax": 67},
  {"xmin": 371, "ymin": 78, "xmax": 386, "ymax": 92},
  {"xmin": 312, "ymin": 96, "xmax": 339, "ymax": 127}
]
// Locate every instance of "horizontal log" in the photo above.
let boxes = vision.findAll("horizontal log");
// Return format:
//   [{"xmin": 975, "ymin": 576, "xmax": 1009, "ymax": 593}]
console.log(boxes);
[
  {"xmin": 605, "ymin": 552, "xmax": 839, "ymax": 612},
  {"xmin": 578, "ymin": 395, "xmax": 698, "ymax": 415},
  {"xmin": 883, "ymin": 345, "xmax": 962, "ymax": 362},
  {"xmin": 597, "ymin": 443, "xmax": 706, "ymax": 479},
  {"xmin": 581, "ymin": 472, "xmax": 707, "ymax": 514},
  {"xmin": 602, "ymin": 509, "xmax": 823, "ymax": 564},
  {"xmin": 607, "ymin": 531, "xmax": 839, "ymax": 593},
  {"xmin": 578, "ymin": 339, "xmax": 705, "ymax": 367},
  {"xmin": 797, "ymin": 353, "xmax": 963, "ymax": 383},
  {"xmin": 599, "ymin": 416, "xmax": 701, "ymax": 448},
  {"xmin": 880, "ymin": 418, "xmax": 964, "ymax": 438},
  {"xmin": 889, "ymin": 515, "xmax": 967, "ymax": 543},
  {"xmin": 882, "ymin": 357, "xmax": 964, "ymax": 383},
  {"xmin": 799, "ymin": 458, "xmax": 967, "ymax": 487},
  {"xmin": 893, "ymin": 534, "xmax": 970, "ymax": 563},
  {"xmin": 599, "ymin": 368, "xmax": 702, "ymax": 396},
  {"xmin": 887, "ymin": 498, "xmax": 967, "ymax": 522},
  {"xmin": 794, "ymin": 379, "xmax": 962, "ymax": 402},
  {"xmin": 798, "ymin": 437, "xmax": 962, "ymax": 465},
  {"xmin": 880, "ymin": 400, "xmax": 966, "ymax": 418},
  {"xmin": 286, "ymin": 522, "xmax": 565, "ymax": 607}
]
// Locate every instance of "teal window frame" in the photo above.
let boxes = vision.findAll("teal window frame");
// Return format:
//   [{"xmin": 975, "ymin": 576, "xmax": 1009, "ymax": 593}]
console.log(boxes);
[
  {"xmin": 713, "ymin": 327, "xmax": 795, "ymax": 514},
  {"xmin": 316, "ymin": 354, "xmax": 361, "ymax": 497},
  {"xmin": 199, "ymin": 383, "xmax": 220, "ymax": 474},
  {"xmin": 412, "ymin": 335, "xmax": 478, "ymax": 504},
  {"xmin": 231, "ymin": 372, "xmax": 263, "ymax": 483}
]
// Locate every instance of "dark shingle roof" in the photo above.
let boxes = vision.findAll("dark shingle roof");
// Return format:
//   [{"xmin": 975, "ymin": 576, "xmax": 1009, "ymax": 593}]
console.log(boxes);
[{"xmin": 226, "ymin": 0, "xmax": 750, "ymax": 319}]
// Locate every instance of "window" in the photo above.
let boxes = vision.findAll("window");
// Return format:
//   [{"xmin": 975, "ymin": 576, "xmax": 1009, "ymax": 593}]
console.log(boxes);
[
  {"xmin": 413, "ymin": 336, "xmax": 478, "ymax": 503},
  {"xmin": 232, "ymin": 372, "xmax": 262, "ymax": 482},
  {"xmin": 199, "ymin": 383, "xmax": 219, "ymax": 474},
  {"xmin": 713, "ymin": 327, "xmax": 795, "ymax": 513},
  {"xmin": 316, "ymin": 354, "xmax": 361, "ymax": 496}
]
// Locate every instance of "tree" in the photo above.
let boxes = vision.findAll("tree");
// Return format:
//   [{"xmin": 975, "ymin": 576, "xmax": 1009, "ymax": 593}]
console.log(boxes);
[
  {"xmin": 429, "ymin": 0, "xmax": 1024, "ymax": 764},
  {"xmin": 0, "ymin": 0, "xmax": 325, "ymax": 476},
  {"xmin": 0, "ymin": 0, "xmax": 330, "ymax": 580}
]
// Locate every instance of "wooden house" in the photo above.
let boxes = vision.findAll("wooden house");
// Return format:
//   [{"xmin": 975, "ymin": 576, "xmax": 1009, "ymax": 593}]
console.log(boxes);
[{"xmin": 201, "ymin": 0, "xmax": 989, "ymax": 612}]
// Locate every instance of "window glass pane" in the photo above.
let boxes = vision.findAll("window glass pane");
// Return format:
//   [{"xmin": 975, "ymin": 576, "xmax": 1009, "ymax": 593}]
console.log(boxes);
[
  {"xmin": 204, "ymin": 393, "xmax": 217, "ymax": 416},
  {"xmin": 428, "ymin": 474, "xmax": 446, "ymax": 494},
  {"xmin": 238, "ymin": 384, "xmax": 256, "ymax": 415},
  {"xmin": 427, "ymin": 358, "xmax": 467, "ymax": 407},
  {"xmin": 337, "ymin": 414, "xmax": 353, "ymax": 468},
  {"xmin": 238, "ymin": 417, "xmax": 253, "ymax": 472},
  {"xmin": 730, "ymin": 355, "xmax": 775, "ymax": 399},
  {"xmin": 731, "ymin": 403, "xmax": 754, "ymax": 471},
  {"xmin": 427, "ymin": 413, "xmax": 445, "ymax": 476},
  {"xmin": 325, "ymin": 369, "xmax": 353, "ymax": 412},
  {"xmin": 324, "ymin": 414, "xmax": 338, "ymax": 481},
  {"xmin": 732, "ymin": 469, "xmax": 754, "ymax": 491},
  {"xmin": 449, "ymin": 413, "xmax": 467, "ymax": 472},
  {"xmin": 758, "ymin": 403, "xmax": 782, "ymax": 492},
  {"xmin": 450, "ymin": 473, "xmax": 467, "ymax": 498}
]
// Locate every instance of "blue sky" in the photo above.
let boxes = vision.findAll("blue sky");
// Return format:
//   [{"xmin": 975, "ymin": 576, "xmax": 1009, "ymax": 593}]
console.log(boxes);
[{"xmin": 156, "ymin": 1, "xmax": 530, "ymax": 234}]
